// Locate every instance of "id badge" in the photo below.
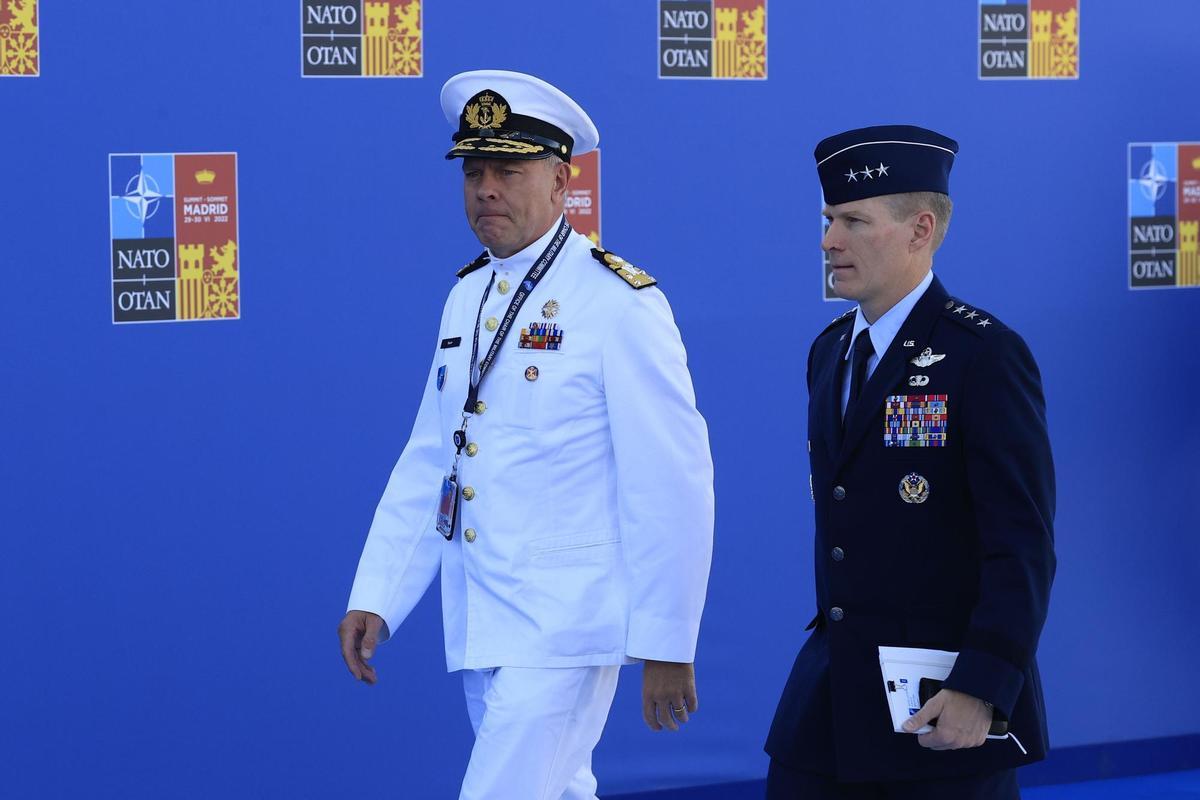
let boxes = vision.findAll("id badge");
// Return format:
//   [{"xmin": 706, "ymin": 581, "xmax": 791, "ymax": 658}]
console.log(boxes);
[{"xmin": 436, "ymin": 474, "xmax": 459, "ymax": 540}]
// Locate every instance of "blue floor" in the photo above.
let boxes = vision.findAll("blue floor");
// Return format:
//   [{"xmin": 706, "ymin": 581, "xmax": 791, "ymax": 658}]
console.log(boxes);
[
  {"xmin": 611, "ymin": 769, "xmax": 1200, "ymax": 799},
  {"xmin": 1025, "ymin": 769, "xmax": 1200, "ymax": 799}
]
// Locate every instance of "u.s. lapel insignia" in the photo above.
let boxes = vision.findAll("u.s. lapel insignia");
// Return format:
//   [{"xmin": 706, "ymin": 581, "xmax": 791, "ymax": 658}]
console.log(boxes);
[
  {"xmin": 903, "ymin": 340, "xmax": 915, "ymax": 347},
  {"xmin": 910, "ymin": 347, "xmax": 946, "ymax": 368},
  {"xmin": 908, "ymin": 375, "xmax": 930, "ymax": 387},
  {"xmin": 899, "ymin": 472, "xmax": 930, "ymax": 504},
  {"xmin": 541, "ymin": 299, "xmax": 560, "ymax": 319}
]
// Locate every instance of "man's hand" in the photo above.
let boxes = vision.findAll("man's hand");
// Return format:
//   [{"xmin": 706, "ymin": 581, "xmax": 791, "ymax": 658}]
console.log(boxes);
[
  {"xmin": 903, "ymin": 688, "xmax": 992, "ymax": 750},
  {"xmin": 641, "ymin": 660, "xmax": 698, "ymax": 732},
  {"xmin": 338, "ymin": 610, "xmax": 387, "ymax": 685}
]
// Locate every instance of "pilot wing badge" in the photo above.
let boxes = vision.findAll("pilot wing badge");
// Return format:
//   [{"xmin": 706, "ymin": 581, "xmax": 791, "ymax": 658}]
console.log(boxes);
[{"xmin": 910, "ymin": 347, "xmax": 947, "ymax": 368}]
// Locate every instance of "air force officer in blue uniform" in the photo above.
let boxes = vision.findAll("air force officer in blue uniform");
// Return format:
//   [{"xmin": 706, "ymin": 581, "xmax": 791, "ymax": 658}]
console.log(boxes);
[{"xmin": 765, "ymin": 126, "xmax": 1056, "ymax": 799}]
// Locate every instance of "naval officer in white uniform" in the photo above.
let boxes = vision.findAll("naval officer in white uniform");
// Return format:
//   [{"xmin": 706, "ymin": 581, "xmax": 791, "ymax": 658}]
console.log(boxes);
[{"xmin": 337, "ymin": 70, "xmax": 715, "ymax": 800}]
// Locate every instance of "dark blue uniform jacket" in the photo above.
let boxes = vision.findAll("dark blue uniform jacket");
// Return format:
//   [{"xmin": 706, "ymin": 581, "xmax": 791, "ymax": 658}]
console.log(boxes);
[{"xmin": 766, "ymin": 276, "xmax": 1056, "ymax": 782}]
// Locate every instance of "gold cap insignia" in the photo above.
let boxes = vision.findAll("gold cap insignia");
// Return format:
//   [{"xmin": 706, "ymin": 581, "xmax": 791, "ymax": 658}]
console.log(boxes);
[{"xmin": 464, "ymin": 90, "xmax": 509, "ymax": 131}]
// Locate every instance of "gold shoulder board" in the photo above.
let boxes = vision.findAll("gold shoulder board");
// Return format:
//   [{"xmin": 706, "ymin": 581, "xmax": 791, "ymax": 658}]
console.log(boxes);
[{"xmin": 591, "ymin": 248, "xmax": 657, "ymax": 290}]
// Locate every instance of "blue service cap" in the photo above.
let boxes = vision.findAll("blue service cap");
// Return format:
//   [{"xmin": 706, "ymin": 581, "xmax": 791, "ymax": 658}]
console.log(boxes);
[{"xmin": 814, "ymin": 125, "xmax": 959, "ymax": 206}]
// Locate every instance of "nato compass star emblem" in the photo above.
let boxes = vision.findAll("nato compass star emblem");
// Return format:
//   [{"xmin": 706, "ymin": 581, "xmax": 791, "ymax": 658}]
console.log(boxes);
[
  {"xmin": 123, "ymin": 172, "xmax": 163, "ymax": 223},
  {"xmin": 1139, "ymin": 159, "xmax": 1169, "ymax": 203}
]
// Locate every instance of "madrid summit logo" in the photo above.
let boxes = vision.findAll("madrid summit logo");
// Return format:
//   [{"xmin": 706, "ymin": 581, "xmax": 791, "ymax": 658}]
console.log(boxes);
[
  {"xmin": 109, "ymin": 154, "xmax": 241, "ymax": 324},
  {"xmin": 302, "ymin": 1, "xmax": 421, "ymax": 77},
  {"xmin": 1128, "ymin": 143, "xmax": 1200, "ymax": 290},
  {"xmin": 978, "ymin": 0, "xmax": 1079, "ymax": 79},
  {"xmin": 565, "ymin": 151, "xmax": 602, "ymax": 246},
  {"xmin": 659, "ymin": 0, "xmax": 767, "ymax": 79},
  {"xmin": 0, "ymin": 0, "xmax": 38, "ymax": 76}
]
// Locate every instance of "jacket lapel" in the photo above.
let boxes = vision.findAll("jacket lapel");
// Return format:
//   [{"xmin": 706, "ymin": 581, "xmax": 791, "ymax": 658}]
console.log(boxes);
[{"xmin": 837, "ymin": 276, "xmax": 950, "ymax": 463}]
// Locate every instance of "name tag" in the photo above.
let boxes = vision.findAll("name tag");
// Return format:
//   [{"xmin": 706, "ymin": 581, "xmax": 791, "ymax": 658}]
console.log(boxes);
[
  {"xmin": 440, "ymin": 337, "xmax": 462, "ymax": 349},
  {"xmin": 885, "ymin": 394, "xmax": 948, "ymax": 448}
]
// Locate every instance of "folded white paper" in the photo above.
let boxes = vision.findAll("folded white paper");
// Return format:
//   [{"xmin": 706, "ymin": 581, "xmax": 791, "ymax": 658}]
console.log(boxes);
[
  {"xmin": 877, "ymin": 645, "xmax": 1029, "ymax": 754},
  {"xmin": 878, "ymin": 645, "xmax": 958, "ymax": 735}
]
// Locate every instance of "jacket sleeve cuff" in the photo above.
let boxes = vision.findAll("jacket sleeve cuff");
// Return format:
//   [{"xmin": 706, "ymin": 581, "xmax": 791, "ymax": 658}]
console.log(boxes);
[
  {"xmin": 346, "ymin": 578, "xmax": 400, "ymax": 643},
  {"xmin": 943, "ymin": 647, "xmax": 1025, "ymax": 719},
  {"xmin": 625, "ymin": 613, "xmax": 699, "ymax": 664}
]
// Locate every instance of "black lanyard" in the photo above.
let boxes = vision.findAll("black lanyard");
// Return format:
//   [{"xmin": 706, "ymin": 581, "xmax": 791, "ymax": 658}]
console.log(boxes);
[{"xmin": 463, "ymin": 216, "xmax": 571, "ymax": 415}]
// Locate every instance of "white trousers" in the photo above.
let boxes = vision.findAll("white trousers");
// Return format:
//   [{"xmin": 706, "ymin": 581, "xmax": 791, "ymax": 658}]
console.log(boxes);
[{"xmin": 459, "ymin": 665, "xmax": 621, "ymax": 800}]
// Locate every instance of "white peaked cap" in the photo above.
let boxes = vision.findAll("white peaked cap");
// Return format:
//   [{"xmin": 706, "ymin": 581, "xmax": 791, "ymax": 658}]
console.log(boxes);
[{"xmin": 440, "ymin": 69, "xmax": 599, "ymax": 161}]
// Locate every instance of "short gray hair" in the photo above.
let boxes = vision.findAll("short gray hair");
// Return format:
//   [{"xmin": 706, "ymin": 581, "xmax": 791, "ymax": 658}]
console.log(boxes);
[{"xmin": 884, "ymin": 192, "xmax": 953, "ymax": 251}]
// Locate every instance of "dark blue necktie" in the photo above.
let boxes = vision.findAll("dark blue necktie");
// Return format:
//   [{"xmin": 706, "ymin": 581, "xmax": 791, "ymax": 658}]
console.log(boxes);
[{"xmin": 844, "ymin": 327, "xmax": 875, "ymax": 426}]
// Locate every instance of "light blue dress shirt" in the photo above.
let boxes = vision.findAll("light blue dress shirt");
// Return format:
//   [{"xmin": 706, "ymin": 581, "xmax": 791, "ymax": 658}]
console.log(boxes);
[{"xmin": 840, "ymin": 270, "xmax": 935, "ymax": 417}]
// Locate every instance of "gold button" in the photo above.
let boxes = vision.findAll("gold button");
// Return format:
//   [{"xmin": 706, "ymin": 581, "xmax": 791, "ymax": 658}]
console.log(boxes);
[
  {"xmin": 464, "ymin": 528, "xmax": 477, "ymax": 543},
  {"xmin": 474, "ymin": 401, "xmax": 486, "ymax": 415},
  {"xmin": 466, "ymin": 443, "xmax": 479, "ymax": 457},
  {"xmin": 485, "ymin": 317, "xmax": 499, "ymax": 332},
  {"xmin": 525, "ymin": 366, "xmax": 539, "ymax": 381},
  {"xmin": 497, "ymin": 280, "xmax": 510, "ymax": 295},
  {"xmin": 463, "ymin": 487, "xmax": 476, "ymax": 501}
]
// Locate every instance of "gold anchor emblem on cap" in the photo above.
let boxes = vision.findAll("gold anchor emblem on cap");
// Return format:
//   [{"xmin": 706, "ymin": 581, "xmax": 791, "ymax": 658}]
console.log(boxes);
[{"xmin": 464, "ymin": 92, "xmax": 508, "ymax": 130}]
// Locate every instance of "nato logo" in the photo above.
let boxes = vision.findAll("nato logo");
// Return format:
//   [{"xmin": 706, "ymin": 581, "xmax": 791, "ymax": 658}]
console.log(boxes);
[
  {"xmin": 659, "ymin": 0, "xmax": 767, "ymax": 80},
  {"xmin": 110, "ymin": 154, "xmax": 175, "ymax": 241},
  {"xmin": 1128, "ymin": 143, "xmax": 1191, "ymax": 290},
  {"xmin": 109, "ymin": 155, "xmax": 177, "ymax": 322},
  {"xmin": 302, "ymin": 0, "xmax": 423, "ymax": 77},
  {"xmin": 109, "ymin": 152, "xmax": 242, "ymax": 323},
  {"xmin": 979, "ymin": 0, "xmax": 1079, "ymax": 80}
]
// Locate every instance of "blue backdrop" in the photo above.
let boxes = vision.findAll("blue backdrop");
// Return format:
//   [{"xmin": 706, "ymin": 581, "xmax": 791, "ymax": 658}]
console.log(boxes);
[{"xmin": 2, "ymin": 1, "xmax": 1198, "ymax": 797}]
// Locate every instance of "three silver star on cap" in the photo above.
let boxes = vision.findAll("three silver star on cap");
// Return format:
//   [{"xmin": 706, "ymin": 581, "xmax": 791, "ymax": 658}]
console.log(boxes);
[{"xmin": 844, "ymin": 163, "xmax": 890, "ymax": 182}]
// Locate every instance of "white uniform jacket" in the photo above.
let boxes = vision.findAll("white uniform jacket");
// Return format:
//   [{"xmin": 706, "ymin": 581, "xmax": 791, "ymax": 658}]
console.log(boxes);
[{"xmin": 348, "ymin": 220, "xmax": 715, "ymax": 671}]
